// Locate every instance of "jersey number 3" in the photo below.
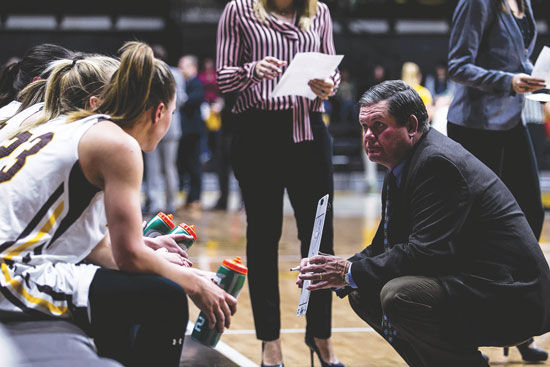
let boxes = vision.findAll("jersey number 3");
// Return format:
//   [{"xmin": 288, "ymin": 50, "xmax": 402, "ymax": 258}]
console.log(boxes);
[{"xmin": 0, "ymin": 131, "xmax": 53, "ymax": 183}]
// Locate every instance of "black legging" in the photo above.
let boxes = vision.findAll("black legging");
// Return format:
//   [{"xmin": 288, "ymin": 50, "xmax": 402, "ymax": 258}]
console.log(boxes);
[
  {"xmin": 231, "ymin": 109, "xmax": 334, "ymax": 341},
  {"xmin": 447, "ymin": 121, "xmax": 544, "ymax": 240},
  {"xmin": 86, "ymin": 269, "xmax": 189, "ymax": 367}
]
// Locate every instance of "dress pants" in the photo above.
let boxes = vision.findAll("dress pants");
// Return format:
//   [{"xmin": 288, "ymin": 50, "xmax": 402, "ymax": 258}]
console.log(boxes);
[
  {"xmin": 231, "ymin": 109, "xmax": 334, "ymax": 341},
  {"xmin": 348, "ymin": 276, "xmax": 488, "ymax": 367},
  {"xmin": 144, "ymin": 137, "xmax": 180, "ymax": 213},
  {"xmin": 177, "ymin": 132, "xmax": 203, "ymax": 204},
  {"xmin": 447, "ymin": 121, "xmax": 544, "ymax": 240}
]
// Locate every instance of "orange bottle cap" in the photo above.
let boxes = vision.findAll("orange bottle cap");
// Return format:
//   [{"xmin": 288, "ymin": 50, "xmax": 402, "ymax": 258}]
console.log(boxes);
[
  {"xmin": 222, "ymin": 257, "xmax": 248, "ymax": 275},
  {"xmin": 179, "ymin": 223, "xmax": 197, "ymax": 240},
  {"xmin": 157, "ymin": 212, "xmax": 176, "ymax": 230}
]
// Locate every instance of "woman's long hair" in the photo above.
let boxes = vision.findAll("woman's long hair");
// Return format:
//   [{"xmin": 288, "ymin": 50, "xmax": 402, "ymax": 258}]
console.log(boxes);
[
  {"xmin": 254, "ymin": 0, "xmax": 318, "ymax": 30},
  {"xmin": 69, "ymin": 41, "xmax": 176, "ymax": 129},
  {"xmin": 0, "ymin": 44, "xmax": 73, "ymax": 107}
]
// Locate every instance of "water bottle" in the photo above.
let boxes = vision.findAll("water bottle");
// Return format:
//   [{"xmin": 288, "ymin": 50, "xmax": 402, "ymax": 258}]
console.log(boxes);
[
  {"xmin": 169, "ymin": 223, "xmax": 197, "ymax": 249},
  {"xmin": 143, "ymin": 212, "xmax": 175, "ymax": 237},
  {"xmin": 191, "ymin": 257, "xmax": 248, "ymax": 347}
]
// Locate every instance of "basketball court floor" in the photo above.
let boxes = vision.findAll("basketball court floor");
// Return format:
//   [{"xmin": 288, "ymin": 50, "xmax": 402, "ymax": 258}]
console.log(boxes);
[{"xmin": 174, "ymin": 178, "xmax": 550, "ymax": 367}]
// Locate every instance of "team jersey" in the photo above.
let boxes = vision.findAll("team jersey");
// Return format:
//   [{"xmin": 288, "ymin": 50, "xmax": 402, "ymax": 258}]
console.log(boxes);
[
  {"xmin": 0, "ymin": 114, "xmax": 110, "ymax": 319},
  {"xmin": 0, "ymin": 101, "xmax": 22, "ymax": 123},
  {"xmin": 0, "ymin": 102, "xmax": 44, "ymax": 143}
]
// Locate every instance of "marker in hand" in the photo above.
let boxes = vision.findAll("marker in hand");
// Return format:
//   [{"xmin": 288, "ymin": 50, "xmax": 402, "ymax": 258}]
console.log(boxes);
[{"xmin": 290, "ymin": 266, "xmax": 301, "ymax": 272}]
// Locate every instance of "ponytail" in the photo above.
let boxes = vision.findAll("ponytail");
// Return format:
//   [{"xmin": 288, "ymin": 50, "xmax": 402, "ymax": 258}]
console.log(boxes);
[
  {"xmin": 69, "ymin": 41, "xmax": 176, "ymax": 129},
  {"xmin": 0, "ymin": 61, "xmax": 21, "ymax": 107},
  {"xmin": 16, "ymin": 78, "xmax": 47, "ymax": 111}
]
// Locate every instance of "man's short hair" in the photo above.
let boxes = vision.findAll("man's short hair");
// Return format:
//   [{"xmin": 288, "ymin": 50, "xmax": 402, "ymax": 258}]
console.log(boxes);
[{"xmin": 358, "ymin": 80, "xmax": 429, "ymax": 133}]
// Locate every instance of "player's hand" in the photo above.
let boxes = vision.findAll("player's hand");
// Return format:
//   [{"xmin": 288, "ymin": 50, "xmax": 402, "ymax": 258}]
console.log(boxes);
[
  {"xmin": 155, "ymin": 247, "xmax": 192, "ymax": 267},
  {"xmin": 512, "ymin": 73, "xmax": 546, "ymax": 94},
  {"xmin": 187, "ymin": 275, "xmax": 237, "ymax": 332},
  {"xmin": 143, "ymin": 233, "xmax": 191, "ymax": 258},
  {"xmin": 255, "ymin": 56, "xmax": 286, "ymax": 80}
]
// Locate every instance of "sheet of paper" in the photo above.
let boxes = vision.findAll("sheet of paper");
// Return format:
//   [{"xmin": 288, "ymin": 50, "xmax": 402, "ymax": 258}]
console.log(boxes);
[
  {"xmin": 532, "ymin": 46, "xmax": 550, "ymax": 88},
  {"xmin": 297, "ymin": 194, "xmax": 329, "ymax": 317},
  {"xmin": 271, "ymin": 52, "xmax": 343, "ymax": 100}
]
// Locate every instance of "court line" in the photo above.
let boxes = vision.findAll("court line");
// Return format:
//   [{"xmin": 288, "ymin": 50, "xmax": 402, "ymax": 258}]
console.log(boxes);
[
  {"xmin": 224, "ymin": 327, "xmax": 375, "ymax": 335},
  {"xmin": 186, "ymin": 322, "xmax": 259, "ymax": 367}
]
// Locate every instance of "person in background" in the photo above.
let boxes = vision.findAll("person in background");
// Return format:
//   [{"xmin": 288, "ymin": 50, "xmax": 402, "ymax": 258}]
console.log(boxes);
[
  {"xmin": 0, "ymin": 44, "xmax": 73, "ymax": 117},
  {"xmin": 401, "ymin": 62, "xmax": 433, "ymax": 121},
  {"xmin": 447, "ymin": 0, "xmax": 547, "ymax": 360},
  {"xmin": 298, "ymin": 80, "xmax": 550, "ymax": 367},
  {"xmin": 216, "ymin": 0, "xmax": 343, "ymax": 366},
  {"xmin": 144, "ymin": 45, "xmax": 187, "ymax": 215},
  {"xmin": 178, "ymin": 55, "xmax": 205, "ymax": 213}
]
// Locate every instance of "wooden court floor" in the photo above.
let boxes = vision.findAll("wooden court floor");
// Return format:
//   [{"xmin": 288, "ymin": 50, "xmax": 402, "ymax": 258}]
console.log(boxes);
[{"xmin": 174, "ymin": 192, "xmax": 550, "ymax": 367}]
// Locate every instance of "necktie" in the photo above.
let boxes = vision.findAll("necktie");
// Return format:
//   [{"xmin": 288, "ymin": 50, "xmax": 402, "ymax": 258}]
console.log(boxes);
[{"xmin": 382, "ymin": 172, "xmax": 398, "ymax": 343}]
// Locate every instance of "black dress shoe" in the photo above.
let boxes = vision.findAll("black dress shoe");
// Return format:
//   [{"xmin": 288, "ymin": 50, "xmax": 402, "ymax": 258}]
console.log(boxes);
[
  {"xmin": 516, "ymin": 338, "xmax": 548, "ymax": 362},
  {"xmin": 305, "ymin": 336, "xmax": 345, "ymax": 367}
]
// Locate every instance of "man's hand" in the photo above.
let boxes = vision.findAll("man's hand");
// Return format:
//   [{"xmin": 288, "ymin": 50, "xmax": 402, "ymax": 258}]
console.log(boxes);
[
  {"xmin": 144, "ymin": 233, "xmax": 191, "ymax": 258},
  {"xmin": 512, "ymin": 73, "xmax": 546, "ymax": 94},
  {"xmin": 308, "ymin": 78, "xmax": 335, "ymax": 100},
  {"xmin": 297, "ymin": 254, "xmax": 350, "ymax": 291},
  {"xmin": 187, "ymin": 275, "xmax": 237, "ymax": 333}
]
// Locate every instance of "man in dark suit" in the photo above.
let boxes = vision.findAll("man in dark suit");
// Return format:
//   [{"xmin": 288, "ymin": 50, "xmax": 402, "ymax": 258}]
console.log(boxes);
[{"xmin": 297, "ymin": 80, "xmax": 550, "ymax": 366}]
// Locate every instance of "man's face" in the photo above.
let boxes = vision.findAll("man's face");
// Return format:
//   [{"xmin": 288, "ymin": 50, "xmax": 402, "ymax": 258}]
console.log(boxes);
[{"xmin": 359, "ymin": 100, "xmax": 415, "ymax": 170}]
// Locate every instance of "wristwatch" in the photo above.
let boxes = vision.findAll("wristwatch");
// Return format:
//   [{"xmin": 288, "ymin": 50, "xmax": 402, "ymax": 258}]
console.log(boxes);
[{"xmin": 342, "ymin": 261, "xmax": 351, "ymax": 286}]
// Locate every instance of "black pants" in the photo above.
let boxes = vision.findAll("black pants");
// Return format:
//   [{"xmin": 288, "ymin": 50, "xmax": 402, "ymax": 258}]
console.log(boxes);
[
  {"xmin": 177, "ymin": 132, "xmax": 203, "ymax": 203},
  {"xmin": 86, "ymin": 269, "xmax": 189, "ymax": 367},
  {"xmin": 447, "ymin": 122, "xmax": 544, "ymax": 240},
  {"xmin": 232, "ymin": 109, "xmax": 334, "ymax": 341},
  {"xmin": 349, "ymin": 276, "xmax": 488, "ymax": 367}
]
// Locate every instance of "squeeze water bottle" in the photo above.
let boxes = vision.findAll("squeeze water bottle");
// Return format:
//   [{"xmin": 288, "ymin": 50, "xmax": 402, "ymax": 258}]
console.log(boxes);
[
  {"xmin": 143, "ymin": 212, "xmax": 175, "ymax": 237},
  {"xmin": 191, "ymin": 257, "xmax": 248, "ymax": 347},
  {"xmin": 169, "ymin": 223, "xmax": 197, "ymax": 249}
]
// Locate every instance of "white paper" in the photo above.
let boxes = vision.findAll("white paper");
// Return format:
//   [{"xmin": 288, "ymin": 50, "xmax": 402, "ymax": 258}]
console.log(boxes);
[
  {"xmin": 271, "ymin": 52, "xmax": 343, "ymax": 100},
  {"xmin": 526, "ymin": 93, "xmax": 550, "ymax": 102},
  {"xmin": 297, "ymin": 194, "xmax": 329, "ymax": 317},
  {"xmin": 532, "ymin": 46, "xmax": 550, "ymax": 88}
]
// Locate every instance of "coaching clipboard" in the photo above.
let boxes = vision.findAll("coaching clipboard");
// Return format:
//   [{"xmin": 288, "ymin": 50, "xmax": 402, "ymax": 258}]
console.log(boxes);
[{"xmin": 296, "ymin": 194, "xmax": 329, "ymax": 317}]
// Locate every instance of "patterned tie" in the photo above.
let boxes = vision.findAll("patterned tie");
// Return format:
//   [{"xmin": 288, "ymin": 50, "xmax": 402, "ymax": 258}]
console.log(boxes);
[{"xmin": 382, "ymin": 172, "xmax": 398, "ymax": 343}]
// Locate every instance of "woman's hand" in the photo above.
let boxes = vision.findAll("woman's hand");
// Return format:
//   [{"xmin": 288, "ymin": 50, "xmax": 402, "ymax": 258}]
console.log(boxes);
[
  {"xmin": 143, "ymin": 233, "xmax": 191, "ymax": 258},
  {"xmin": 512, "ymin": 73, "xmax": 546, "ymax": 94},
  {"xmin": 308, "ymin": 78, "xmax": 335, "ymax": 100},
  {"xmin": 187, "ymin": 274, "xmax": 237, "ymax": 333},
  {"xmin": 155, "ymin": 247, "xmax": 192, "ymax": 267},
  {"xmin": 254, "ymin": 56, "xmax": 286, "ymax": 80}
]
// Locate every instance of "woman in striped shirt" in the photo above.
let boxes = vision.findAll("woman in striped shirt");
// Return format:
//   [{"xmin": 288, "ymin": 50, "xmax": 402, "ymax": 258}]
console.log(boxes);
[{"xmin": 216, "ymin": 0, "xmax": 342, "ymax": 366}]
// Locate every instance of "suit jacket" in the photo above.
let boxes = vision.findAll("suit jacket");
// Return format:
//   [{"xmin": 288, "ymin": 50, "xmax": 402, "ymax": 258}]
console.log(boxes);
[
  {"xmin": 447, "ymin": 0, "xmax": 536, "ymax": 130},
  {"xmin": 348, "ymin": 129, "xmax": 550, "ymax": 346}
]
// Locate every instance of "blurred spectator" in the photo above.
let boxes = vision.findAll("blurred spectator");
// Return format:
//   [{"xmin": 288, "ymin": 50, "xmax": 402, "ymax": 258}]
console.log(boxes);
[
  {"xmin": 178, "ymin": 55, "xmax": 205, "ymax": 212},
  {"xmin": 401, "ymin": 62, "xmax": 433, "ymax": 120},
  {"xmin": 334, "ymin": 69, "xmax": 357, "ymax": 124},
  {"xmin": 143, "ymin": 45, "xmax": 186, "ymax": 215},
  {"xmin": 425, "ymin": 61, "xmax": 455, "ymax": 99}
]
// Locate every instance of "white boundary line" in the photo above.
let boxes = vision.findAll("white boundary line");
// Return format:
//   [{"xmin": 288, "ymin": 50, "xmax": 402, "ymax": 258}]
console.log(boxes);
[
  {"xmin": 186, "ymin": 322, "xmax": 259, "ymax": 367},
  {"xmin": 224, "ymin": 327, "xmax": 375, "ymax": 335}
]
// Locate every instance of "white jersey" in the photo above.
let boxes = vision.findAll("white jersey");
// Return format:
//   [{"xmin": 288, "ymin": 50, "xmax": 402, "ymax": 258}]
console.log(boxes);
[
  {"xmin": 0, "ymin": 114, "xmax": 109, "ymax": 319},
  {"xmin": 0, "ymin": 102, "xmax": 44, "ymax": 142},
  {"xmin": 0, "ymin": 101, "xmax": 22, "ymax": 122}
]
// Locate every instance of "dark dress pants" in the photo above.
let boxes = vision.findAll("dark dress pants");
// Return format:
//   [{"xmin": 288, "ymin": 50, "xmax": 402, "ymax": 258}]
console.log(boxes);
[
  {"xmin": 231, "ymin": 109, "xmax": 334, "ymax": 341},
  {"xmin": 177, "ymin": 132, "xmax": 203, "ymax": 203},
  {"xmin": 447, "ymin": 121, "xmax": 544, "ymax": 240},
  {"xmin": 348, "ymin": 276, "xmax": 488, "ymax": 367}
]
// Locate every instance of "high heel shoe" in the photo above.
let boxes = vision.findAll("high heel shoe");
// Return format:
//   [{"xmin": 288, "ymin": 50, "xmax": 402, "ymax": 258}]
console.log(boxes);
[
  {"xmin": 305, "ymin": 336, "xmax": 345, "ymax": 367},
  {"xmin": 515, "ymin": 338, "xmax": 548, "ymax": 362},
  {"xmin": 261, "ymin": 341, "xmax": 284, "ymax": 367}
]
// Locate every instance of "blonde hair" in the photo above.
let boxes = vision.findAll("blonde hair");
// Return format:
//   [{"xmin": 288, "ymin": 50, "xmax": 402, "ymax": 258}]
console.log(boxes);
[
  {"xmin": 69, "ymin": 41, "xmax": 176, "ymax": 129},
  {"xmin": 7, "ymin": 55, "xmax": 119, "ymax": 138},
  {"xmin": 254, "ymin": 0, "xmax": 318, "ymax": 30},
  {"xmin": 401, "ymin": 62, "xmax": 421, "ymax": 87}
]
